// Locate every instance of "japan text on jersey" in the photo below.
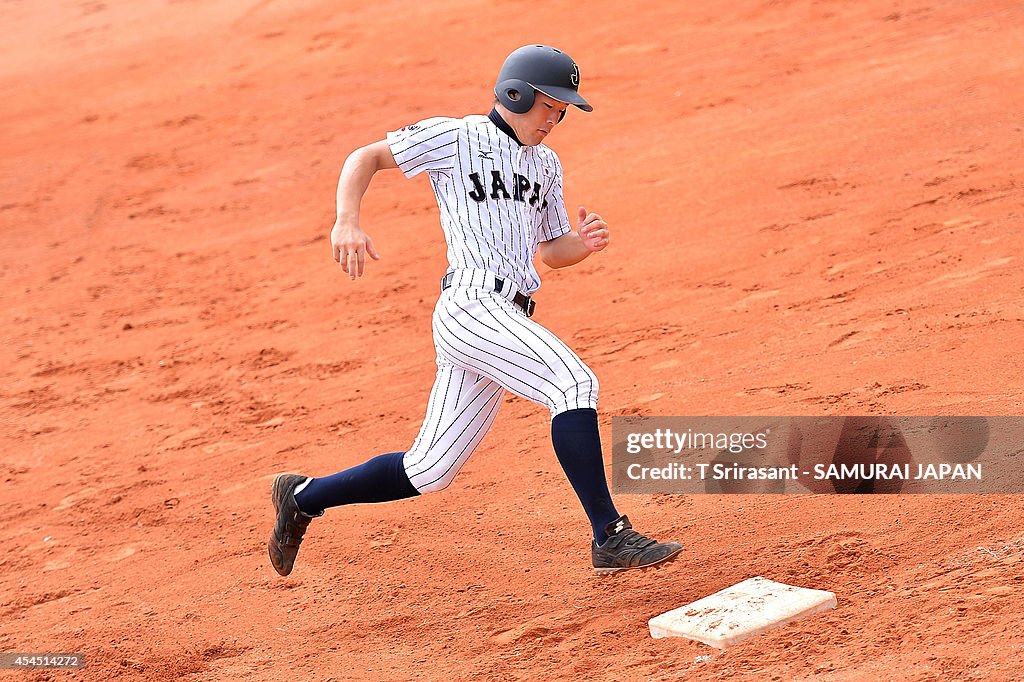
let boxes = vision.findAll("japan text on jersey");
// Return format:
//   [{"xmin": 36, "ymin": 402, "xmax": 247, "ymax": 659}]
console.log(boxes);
[{"xmin": 386, "ymin": 114, "xmax": 572, "ymax": 295}]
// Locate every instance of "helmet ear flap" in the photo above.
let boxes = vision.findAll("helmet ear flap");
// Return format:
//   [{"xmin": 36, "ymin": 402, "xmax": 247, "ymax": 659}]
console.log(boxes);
[{"xmin": 495, "ymin": 79, "xmax": 534, "ymax": 114}]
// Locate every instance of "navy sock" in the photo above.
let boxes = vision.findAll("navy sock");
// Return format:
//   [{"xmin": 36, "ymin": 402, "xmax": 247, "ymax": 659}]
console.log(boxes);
[
  {"xmin": 294, "ymin": 451, "xmax": 420, "ymax": 515},
  {"xmin": 551, "ymin": 408, "xmax": 620, "ymax": 544}
]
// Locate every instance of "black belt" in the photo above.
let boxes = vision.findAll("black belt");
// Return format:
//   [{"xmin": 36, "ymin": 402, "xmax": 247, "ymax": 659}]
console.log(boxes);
[{"xmin": 440, "ymin": 273, "xmax": 536, "ymax": 318}]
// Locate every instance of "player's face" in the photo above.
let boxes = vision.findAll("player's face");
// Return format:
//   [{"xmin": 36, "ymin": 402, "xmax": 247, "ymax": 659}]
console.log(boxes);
[{"xmin": 514, "ymin": 92, "xmax": 569, "ymax": 146}]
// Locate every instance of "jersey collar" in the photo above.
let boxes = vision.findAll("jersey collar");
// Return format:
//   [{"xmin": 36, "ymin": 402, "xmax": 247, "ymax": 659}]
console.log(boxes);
[{"xmin": 488, "ymin": 108, "xmax": 523, "ymax": 146}]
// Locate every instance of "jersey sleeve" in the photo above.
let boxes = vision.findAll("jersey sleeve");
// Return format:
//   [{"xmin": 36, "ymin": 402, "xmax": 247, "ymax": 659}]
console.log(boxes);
[
  {"xmin": 386, "ymin": 117, "xmax": 462, "ymax": 178},
  {"xmin": 539, "ymin": 154, "xmax": 572, "ymax": 241}
]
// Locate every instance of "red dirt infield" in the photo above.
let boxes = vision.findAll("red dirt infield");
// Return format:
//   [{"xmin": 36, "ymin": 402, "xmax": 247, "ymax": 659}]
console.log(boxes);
[{"xmin": 2, "ymin": 1, "xmax": 1022, "ymax": 680}]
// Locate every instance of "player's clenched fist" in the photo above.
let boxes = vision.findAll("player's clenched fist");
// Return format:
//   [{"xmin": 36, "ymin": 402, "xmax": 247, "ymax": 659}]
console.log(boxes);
[
  {"xmin": 331, "ymin": 217, "xmax": 380, "ymax": 280},
  {"xmin": 577, "ymin": 206, "xmax": 610, "ymax": 252}
]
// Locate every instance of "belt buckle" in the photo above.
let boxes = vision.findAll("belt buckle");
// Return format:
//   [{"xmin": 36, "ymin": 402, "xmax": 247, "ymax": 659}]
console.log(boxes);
[{"xmin": 524, "ymin": 297, "xmax": 536, "ymax": 318}]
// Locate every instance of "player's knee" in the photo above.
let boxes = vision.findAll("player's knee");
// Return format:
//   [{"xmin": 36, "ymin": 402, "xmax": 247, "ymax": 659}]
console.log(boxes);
[
  {"xmin": 586, "ymin": 370, "xmax": 600, "ymax": 402},
  {"xmin": 409, "ymin": 472, "xmax": 456, "ymax": 495},
  {"xmin": 550, "ymin": 371, "xmax": 599, "ymax": 414},
  {"xmin": 402, "ymin": 452, "xmax": 458, "ymax": 495},
  {"xmin": 572, "ymin": 368, "xmax": 599, "ymax": 405}
]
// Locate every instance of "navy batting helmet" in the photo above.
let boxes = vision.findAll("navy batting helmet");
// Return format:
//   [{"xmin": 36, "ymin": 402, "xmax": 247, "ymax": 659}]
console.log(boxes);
[{"xmin": 494, "ymin": 45, "xmax": 593, "ymax": 117}]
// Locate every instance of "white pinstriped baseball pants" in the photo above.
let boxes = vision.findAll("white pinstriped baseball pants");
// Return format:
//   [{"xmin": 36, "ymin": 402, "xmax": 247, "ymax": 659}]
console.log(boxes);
[{"xmin": 403, "ymin": 269, "xmax": 599, "ymax": 493}]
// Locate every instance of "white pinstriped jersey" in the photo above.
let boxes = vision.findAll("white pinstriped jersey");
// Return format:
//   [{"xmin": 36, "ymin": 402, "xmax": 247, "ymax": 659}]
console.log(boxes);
[{"xmin": 386, "ymin": 114, "xmax": 571, "ymax": 295}]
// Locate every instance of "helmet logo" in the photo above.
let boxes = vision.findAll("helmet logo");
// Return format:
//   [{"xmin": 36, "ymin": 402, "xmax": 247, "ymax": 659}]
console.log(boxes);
[{"xmin": 570, "ymin": 63, "xmax": 579, "ymax": 86}]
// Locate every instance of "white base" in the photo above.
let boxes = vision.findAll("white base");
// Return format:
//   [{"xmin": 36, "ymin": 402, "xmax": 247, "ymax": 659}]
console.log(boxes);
[{"xmin": 648, "ymin": 576, "xmax": 837, "ymax": 648}]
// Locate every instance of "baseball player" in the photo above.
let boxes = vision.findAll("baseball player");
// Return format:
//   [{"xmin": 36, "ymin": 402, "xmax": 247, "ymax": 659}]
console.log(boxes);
[{"xmin": 269, "ymin": 45, "xmax": 682, "ymax": 576}]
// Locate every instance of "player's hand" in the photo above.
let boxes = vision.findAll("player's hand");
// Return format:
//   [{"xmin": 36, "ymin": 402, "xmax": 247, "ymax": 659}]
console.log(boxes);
[
  {"xmin": 577, "ymin": 206, "xmax": 610, "ymax": 252},
  {"xmin": 331, "ymin": 216, "xmax": 380, "ymax": 280}
]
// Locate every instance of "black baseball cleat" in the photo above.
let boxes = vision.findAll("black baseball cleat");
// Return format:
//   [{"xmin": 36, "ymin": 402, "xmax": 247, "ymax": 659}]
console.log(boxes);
[
  {"xmin": 268, "ymin": 473, "xmax": 320, "ymax": 576},
  {"xmin": 591, "ymin": 515, "xmax": 683, "ymax": 575}
]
